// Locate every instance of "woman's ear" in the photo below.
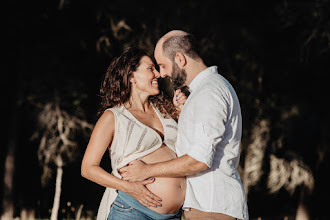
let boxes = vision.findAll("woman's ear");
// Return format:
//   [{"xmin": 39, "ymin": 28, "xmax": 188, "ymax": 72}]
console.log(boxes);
[
  {"xmin": 174, "ymin": 52, "xmax": 187, "ymax": 68},
  {"xmin": 130, "ymin": 75, "xmax": 136, "ymax": 84}
]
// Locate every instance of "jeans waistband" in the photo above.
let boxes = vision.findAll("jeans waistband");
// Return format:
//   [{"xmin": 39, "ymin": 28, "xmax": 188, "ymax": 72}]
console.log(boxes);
[{"xmin": 117, "ymin": 191, "xmax": 181, "ymax": 219}]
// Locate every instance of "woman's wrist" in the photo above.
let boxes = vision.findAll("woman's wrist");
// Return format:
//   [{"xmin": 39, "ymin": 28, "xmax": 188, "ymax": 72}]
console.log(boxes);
[{"xmin": 119, "ymin": 179, "xmax": 132, "ymax": 193}]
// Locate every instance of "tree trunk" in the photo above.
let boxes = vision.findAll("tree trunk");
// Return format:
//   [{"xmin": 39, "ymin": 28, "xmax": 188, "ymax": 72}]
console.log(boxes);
[
  {"xmin": 296, "ymin": 202, "xmax": 309, "ymax": 220},
  {"xmin": 1, "ymin": 95, "xmax": 19, "ymax": 220},
  {"xmin": 295, "ymin": 187, "xmax": 311, "ymax": 220},
  {"xmin": 243, "ymin": 119, "xmax": 270, "ymax": 199},
  {"xmin": 75, "ymin": 204, "xmax": 84, "ymax": 220},
  {"xmin": 20, "ymin": 208, "xmax": 35, "ymax": 220},
  {"xmin": 50, "ymin": 165, "xmax": 63, "ymax": 220},
  {"xmin": 1, "ymin": 145, "xmax": 15, "ymax": 220}
]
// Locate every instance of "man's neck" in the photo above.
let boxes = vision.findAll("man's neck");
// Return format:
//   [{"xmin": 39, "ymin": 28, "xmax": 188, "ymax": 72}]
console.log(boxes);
[{"xmin": 185, "ymin": 61, "xmax": 208, "ymax": 86}]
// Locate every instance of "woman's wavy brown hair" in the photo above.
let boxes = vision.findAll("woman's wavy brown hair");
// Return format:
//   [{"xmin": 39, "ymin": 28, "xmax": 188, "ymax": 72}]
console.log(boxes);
[{"xmin": 98, "ymin": 47, "xmax": 179, "ymax": 120}]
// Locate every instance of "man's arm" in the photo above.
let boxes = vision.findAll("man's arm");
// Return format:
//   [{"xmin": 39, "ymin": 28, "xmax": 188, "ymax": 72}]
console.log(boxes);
[
  {"xmin": 119, "ymin": 154, "xmax": 208, "ymax": 181},
  {"xmin": 120, "ymin": 90, "xmax": 226, "ymax": 181}
]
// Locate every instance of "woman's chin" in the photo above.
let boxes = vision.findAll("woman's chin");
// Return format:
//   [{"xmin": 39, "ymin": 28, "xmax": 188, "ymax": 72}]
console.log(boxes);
[{"xmin": 151, "ymin": 89, "xmax": 160, "ymax": 96}]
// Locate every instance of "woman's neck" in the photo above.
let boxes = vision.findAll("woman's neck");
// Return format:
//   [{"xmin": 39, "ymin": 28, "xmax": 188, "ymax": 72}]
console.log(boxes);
[{"xmin": 125, "ymin": 93, "xmax": 151, "ymax": 113}]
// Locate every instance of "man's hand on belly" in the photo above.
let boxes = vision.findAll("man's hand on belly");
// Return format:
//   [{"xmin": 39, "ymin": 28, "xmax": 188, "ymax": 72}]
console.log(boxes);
[
  {"xmin": 119, "ymin": 159, "xmax": 152, "ymax": 181},
  {"xmin": 122, "ymin": 178, "xmax": 162, "ymax": 208}
]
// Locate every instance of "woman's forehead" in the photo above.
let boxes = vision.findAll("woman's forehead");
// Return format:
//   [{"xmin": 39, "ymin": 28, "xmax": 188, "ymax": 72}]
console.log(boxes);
[{"xmin": 140, "ymin": 56, "xmax": 154, "ymax": 66}]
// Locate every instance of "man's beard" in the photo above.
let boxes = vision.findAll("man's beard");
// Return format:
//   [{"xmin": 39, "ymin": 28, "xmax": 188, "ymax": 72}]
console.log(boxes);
[{"xmin": 171, "ymin": 62, "xmax": 187, "ymax": 91}]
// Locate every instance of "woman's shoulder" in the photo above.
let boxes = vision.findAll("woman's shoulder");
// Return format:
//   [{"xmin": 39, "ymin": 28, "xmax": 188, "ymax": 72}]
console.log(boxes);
[
  {"xmin": 92, "ymin": 109, "xmax": 116, "ymax": 136},
  {"xmin": 99, "ymin": 109, "xmax": 115, "ymax": 124},
  {"xmin": 103, "ymin": 105, "xmax": 133, "ymax": 124},
  {"xmin": 104, "ymin": 105, "xmax": 124, "ymax": 115}
]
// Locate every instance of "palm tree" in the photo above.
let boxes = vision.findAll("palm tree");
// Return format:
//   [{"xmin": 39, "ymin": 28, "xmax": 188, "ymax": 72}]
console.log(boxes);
[
  {"xmin": 33, "ymin": 96, "xmax": 93, "ymax": 220},
  {"xmin": 242, "ymin": 118, "xmax": 314, "ymax": 220}
]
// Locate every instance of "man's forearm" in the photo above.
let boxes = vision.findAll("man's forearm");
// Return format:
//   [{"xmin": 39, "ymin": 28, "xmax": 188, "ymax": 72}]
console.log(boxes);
[{"xmin": 148, "ymin": 154, "xmax": 208, "ymax": 178}]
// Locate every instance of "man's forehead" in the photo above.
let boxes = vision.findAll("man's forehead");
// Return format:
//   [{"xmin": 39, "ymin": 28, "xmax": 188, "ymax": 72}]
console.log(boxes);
[
  {"xmin": 154, "ymin": 51, "xmax": 170, "ymax": 65},
  {"xmin": 154, "ymin": 43, "xmax": 162, "ymax": 56}
]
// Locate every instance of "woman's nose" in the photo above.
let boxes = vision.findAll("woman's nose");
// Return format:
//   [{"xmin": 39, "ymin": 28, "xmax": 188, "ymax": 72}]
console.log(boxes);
[{"xmin": 154, "ymin": 70, "xmax": 161, "ymax": 78}]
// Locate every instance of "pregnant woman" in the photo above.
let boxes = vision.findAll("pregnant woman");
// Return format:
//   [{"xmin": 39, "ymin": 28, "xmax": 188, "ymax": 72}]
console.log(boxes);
[{"xmin": 81, "ymin": 47, "xmax": 187, "ymax": 220}]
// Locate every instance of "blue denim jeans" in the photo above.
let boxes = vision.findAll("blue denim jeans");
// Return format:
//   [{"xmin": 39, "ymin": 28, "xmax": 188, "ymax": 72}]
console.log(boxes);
[{"xmin": 107, "ymin": 195, "xmax": 182, "ymax": 220}]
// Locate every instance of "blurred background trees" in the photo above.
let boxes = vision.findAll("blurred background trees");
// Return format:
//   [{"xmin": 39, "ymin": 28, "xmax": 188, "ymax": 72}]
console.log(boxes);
[{"xmin": 2, "ymin": 0, "xmax": 329, "ymax": 219}]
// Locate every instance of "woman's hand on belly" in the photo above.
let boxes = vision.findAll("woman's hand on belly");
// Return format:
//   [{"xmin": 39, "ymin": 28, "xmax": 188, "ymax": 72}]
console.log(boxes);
[
  {"xmin": 122, "ymin": 178, "xmax": 163, "ymax": 208},
  {"xmin": 146, "ymin": 177, "xmax": 186, "ymax": 214},
  {"xmin": 120, "ymin": 159, "xmax": 151, "ymax": 182}
]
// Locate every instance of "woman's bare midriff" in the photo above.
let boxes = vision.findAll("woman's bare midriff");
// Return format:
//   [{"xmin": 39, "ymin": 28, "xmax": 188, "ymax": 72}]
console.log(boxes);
[{"xmin": 141, "ymin": 144, "xmax": 186, "ymax": 214}]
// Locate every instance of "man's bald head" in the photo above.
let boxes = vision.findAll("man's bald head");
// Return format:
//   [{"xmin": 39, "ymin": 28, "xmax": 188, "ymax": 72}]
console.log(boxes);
[
  {"xmin": 155, "ymin": 30, "xmax": 201, "ymax": 61},
  {"xmin": 158, "ymin": 30, "xmax": 188, "ymax": 44}
]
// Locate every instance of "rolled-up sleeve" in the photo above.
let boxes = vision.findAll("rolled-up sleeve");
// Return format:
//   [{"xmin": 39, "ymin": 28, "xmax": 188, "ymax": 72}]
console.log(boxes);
[{"xmin": 187, "ymin": 90, "xmax": 228, "ymax": 167}]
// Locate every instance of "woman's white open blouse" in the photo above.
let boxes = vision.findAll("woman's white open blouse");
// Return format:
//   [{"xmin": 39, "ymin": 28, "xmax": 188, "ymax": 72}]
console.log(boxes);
[{"xmin": 96, "ymin": 104, "xmax": 178, "ymax": 220}]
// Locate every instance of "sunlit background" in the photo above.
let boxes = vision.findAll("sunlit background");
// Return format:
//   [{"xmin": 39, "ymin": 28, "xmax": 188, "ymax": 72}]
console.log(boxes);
[{"xmin": 3, "ymin": 0, "xmax": 330, "ymax": 219}]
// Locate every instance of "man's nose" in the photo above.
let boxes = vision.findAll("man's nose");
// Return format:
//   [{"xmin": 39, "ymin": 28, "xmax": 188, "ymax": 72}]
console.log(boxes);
[{"xmin": 159, "ymin": 70, "xmax": 167, "ymax": 78}]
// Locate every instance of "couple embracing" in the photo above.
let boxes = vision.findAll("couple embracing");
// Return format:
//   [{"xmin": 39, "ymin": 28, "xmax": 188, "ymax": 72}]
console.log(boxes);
[{"xmin": 81, "ymin": 30, "xmax": 249, "ymax": 220}]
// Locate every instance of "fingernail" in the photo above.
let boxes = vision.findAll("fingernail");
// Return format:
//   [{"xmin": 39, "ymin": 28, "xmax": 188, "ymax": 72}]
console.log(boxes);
[
  {"xmin": 150, "ymin": 178, "xmax": 154, "ymax": 180},
  {"xmin": 159, "ymin": 200, "xmax": 162, "ymax": 202},
  {"xmin": 176, "ymin": 95, "xmax": 178, "ymax": 97},
  {"xmin": 158, "ymin": 204, "xmax": 162, "ymax": 207}
]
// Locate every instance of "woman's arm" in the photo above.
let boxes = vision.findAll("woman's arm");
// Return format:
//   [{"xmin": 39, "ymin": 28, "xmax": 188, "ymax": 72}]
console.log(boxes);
[
  {"xmin": 81, "ymin": 110, "xmax": 162, "ymax": 207},
  {"xmin": 81, "ymin": 110, "xmax": 116, "ymax": 187}
]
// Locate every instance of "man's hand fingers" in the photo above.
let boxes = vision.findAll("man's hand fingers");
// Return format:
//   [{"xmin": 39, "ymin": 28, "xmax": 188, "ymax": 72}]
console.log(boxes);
[
  {"xmin": 118, "ymin": 160, "xmax": 148, "ymax": 181},
  {"xmin": 121, "ymin": 175, "xmax": 129, "ymax": 181},
  {"xmin": 118, "ymin": 166, "xmax": 127, "ymax": 173},
  {"xmin": 128, "ymin": 159, "xmax": 139, "ymax": 165}
]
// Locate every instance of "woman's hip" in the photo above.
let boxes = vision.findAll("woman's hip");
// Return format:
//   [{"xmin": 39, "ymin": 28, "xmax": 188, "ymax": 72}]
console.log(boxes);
[{"xmin": 108, "ymin": 195, "xmax": 182, "ymax": 220}]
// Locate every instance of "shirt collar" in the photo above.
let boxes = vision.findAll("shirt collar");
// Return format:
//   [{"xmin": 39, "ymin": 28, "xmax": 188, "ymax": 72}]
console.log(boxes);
[{"xmin": 188, "ymin": 66, "xmax": 218, "ymax": 92}]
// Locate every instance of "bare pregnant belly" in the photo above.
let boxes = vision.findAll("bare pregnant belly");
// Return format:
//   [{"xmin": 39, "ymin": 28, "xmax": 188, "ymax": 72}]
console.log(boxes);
[{"xmin": 141, "ymin": 145, "xmax": 186, "ymax": 214}]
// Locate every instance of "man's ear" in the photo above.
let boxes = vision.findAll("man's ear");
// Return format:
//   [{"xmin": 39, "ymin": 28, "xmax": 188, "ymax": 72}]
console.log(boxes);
[{"xmin": 174, "ymin": 52, "xmax": 187, "ymax": 68}]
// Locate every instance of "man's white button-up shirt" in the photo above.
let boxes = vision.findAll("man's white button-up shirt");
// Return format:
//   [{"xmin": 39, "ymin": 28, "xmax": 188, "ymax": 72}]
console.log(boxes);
[{"xmin": 176, "ymin": 66, "xmax": 249, "ymax": 220}]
